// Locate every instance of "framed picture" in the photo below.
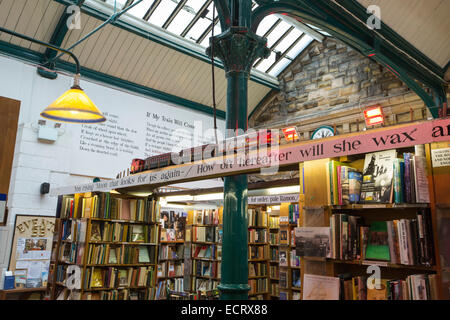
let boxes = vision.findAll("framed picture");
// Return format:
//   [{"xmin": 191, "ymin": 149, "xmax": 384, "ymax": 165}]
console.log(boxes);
[{"xmin": 0, "ymin": 193, "xmax": 7, "ymax": 226}]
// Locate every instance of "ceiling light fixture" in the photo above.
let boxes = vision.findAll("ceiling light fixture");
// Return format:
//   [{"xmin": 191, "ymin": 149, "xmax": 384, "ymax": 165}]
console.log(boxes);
[{"xmin": 0, "ymin": 27, "xmax": 106, "ymax": 124}]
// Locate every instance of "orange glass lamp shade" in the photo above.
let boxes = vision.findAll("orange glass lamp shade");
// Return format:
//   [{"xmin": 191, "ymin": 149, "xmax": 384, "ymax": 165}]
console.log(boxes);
[{"xmin": 40, "ymin": 76, "xmax": 106, "ymax": 123}]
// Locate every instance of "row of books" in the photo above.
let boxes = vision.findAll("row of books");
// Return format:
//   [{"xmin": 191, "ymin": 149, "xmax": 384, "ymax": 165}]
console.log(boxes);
[
  {"xmin": 193, "ymin": 260, "xmax": 220, "ymax": 278},
  {"xmin": 160, "ymin": 228, "xmax": 183, "ymax": 241},
  {"xmin": 249, "ymin": 262, "xmax": 267, "ymax": 277},
  {"xmin": 269, "ymin": 265, "xmax": 279, "ymax": 279},
  {"xmin": 192, "ymin": 277, "xmax": 218, "ymax": 292},
  {"xmin": 62, "ymin": 219, "xmax": 87, "ymax": 242},
  {"xmin": 268, "ymin": 216, "xmax": 279, "ymax": 229},
  {"xmin": 280, "ymin": 291, "xmax": 301, "ymax": 300},
  {"xmin": 192, "ymin": 226, "xmax": 218, "ymax": 243},
  {"xmin": 338, "ymin": 273, "xmax": 439, "ymax": 300},
  {"xmin": 156, "ymin": 278, "xmax": 184, "ymax": 299},
  {"xmin": 81, "ymin": 288, "xmax": 156, "ymax": 300},
  {"xmin": 249, "ymin": 228, "xmax": 268, "ymax": 243},
  {"xmin": 157, "ymin": 261, "xmax": 184, "ymax": 278},
  {"xmin": 271, "ymin": 283, "xmax": 279, "ymax": 297},
  {"xmin": 193, "ymin": 209, "xmax": 220, "ymax": 225},
  {"xmin": 279, "ymin": 249, "xmax": 301, "ymax": 267},
  {"xmin": 269, "ymin": 232, "xmax": 279, "ymax": 245},
  {"xmin": 328, "ymin": 210, "xmax": 435, "ymax": 265},
  {"xmin": 158, "ymin": 244, "xmax": 184, "ymax": 260},
  {"xmin": 86, "ymin": 244, "xmax": 155, "ymax": 265},
  {"xmin": 270, "ymin": 247, "xmax": 278, "ymax": 261},
  {"xmin": 192, "ymin": 244, "xmax": 220, "ymax": 260},
  {"xmin": 326, "ymin": 149, "xmax": 430, "ymax": 205},
  {"xmin": 60, "ymin": 242, "xmax": 84, "ymax": 264},
  {"xmin": 248, "ymin": 208, "xmax": 267, "ymax": 227},
  {"xmin": 59, "ymin": 193, "xmax": 158, "ymax": 222},
  {"xmin": 288, "ymin": 204, "xmax": 299, "ymax": 224},
  {"xmin": 90, "ymin": 221, "xmax": 158, "ymax": 243},
  {"xmin": 279, "ymin": 270, "xmax": 289, "ymax": 289},
  {"xmin": 249, "ymin": 278, "xmax": 268, "ymax": 294},
  {"xmin": 249, "ymin": 245, "xmax": 269, "ymax": 260},
  {"xmin": 83, "ymin": 266, "xmax": 155, "ymax": 289}
]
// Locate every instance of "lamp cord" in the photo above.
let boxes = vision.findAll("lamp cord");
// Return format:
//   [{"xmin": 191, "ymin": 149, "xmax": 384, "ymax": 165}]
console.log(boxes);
[{"xmin": 211, "ymin": 2, "xmax": 218, "ymax": 147}]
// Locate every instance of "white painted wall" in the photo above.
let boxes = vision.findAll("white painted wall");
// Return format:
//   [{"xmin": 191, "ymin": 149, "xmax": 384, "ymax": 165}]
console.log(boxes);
[{"xmin": 0, "ymin": 54, "xmax": 225, "ymax": 271}]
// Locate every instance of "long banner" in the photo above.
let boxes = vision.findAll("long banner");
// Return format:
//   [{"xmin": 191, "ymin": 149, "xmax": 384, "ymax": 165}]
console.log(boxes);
[{"xmin": 50, "ymin": 118, "xmax": 450, "ymax": 196}]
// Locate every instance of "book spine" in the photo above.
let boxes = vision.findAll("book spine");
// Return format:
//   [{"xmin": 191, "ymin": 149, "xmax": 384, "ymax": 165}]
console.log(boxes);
[
  {"xmin": 387, "ymin": 221, "xmax": 396, "ymax": 264},
  {"xmin": 404, "ymin": 220, "xmax": 414, "ymax": 265},
  {"xmin": 404, "ymin": 153, "xmax": 412, "ymax": 203}
]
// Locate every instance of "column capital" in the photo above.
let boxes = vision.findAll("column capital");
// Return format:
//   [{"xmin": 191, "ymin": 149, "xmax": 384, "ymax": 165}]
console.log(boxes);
[{"xmin": 207, "ymin": 27, "xmax": 270, "ymax": 76}]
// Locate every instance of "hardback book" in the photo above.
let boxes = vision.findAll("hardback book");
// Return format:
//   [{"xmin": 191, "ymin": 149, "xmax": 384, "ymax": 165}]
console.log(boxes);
[
  {"xmin": 360, "ymin": 150, "xmax": 396, "ymax": 203},
  {"xmin": 90, "ymin": 268, "xmax": 104, "ymax": 288},
  {"xmin": 393, "ymin": 158, "xmax": 405, "ymax": 204},
  {"xmin": 167, "ymin": 229, "xmax": 176, "ymax": 242},
  {"xmin": 138, "ymin": 246, "xmax": 150, "ymax": 263},
  {"xmin": 279, "ymin": 291, "xmax": 288, "ymax": 300},
  {"xmin": 341, "ymin": 167, "xmax": 360, "ymax": 204},
  {"xmin": 279, "ymin": 228, "xmax": 289, "ymax": 245},
  {"xmin": 365, "ymin": 221, "xmax": 390, "ymax": 261},
  {"xmin": 367, "ymin": 279, "xmax": 388, "ymax": 300},
  {"xmin": 279, "ymin": 250, "xmax": 288, "ymax": 266},
  {"xmin": 404, "ymin": 152, "xmax": 413, "ymax": 203},
  {"xmin": 90, "ymin": 222, "xmax": 102, "ymax": 241},
  {"xmin": 303, "ymin": 274, "xmax": 340, "ymax": 300},
  {"xmin": 279, "ymin": 270, "xmax": 288, "ymax": 289},
  {"xmin": 131, "ymin": 225, "xmax": 145, "ymax": 242},
  {"xmin": 294, "ymin": 227, "xmax": 331, "ymax": 258},
  {"xmin": 121, "ymin": 199, "xmax": 131, "ymax": 220},
  {"xmin": 413, "ymin": 155, "xmax": 430, "ymax": 203},
  {"xmin": 118, "ymin": 269, "xmax": 128, "ymax": 287},
  {"xmin": 326, "ymin": 160, "xmax": 344, "ymax": 205},
  {"xmin": 108, "ymin": 248, "xmax": 117, "ymax": 264}
]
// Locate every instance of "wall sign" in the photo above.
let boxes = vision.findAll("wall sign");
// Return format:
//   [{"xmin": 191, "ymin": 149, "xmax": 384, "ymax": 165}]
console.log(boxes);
[
  {"xmin": 68, "ymin": 94, "xmax": 225, "ymax": 178},
  {"xmin": 51, "ymin": 118, "xmax": 450, "ymax": 196},
  {"xmin": 8, "ymin": 215, "xmax": 56, "ymax": 288},
  {"xmin": 431, "ymin": 147, "xmax": 450, "ymax": 168}
]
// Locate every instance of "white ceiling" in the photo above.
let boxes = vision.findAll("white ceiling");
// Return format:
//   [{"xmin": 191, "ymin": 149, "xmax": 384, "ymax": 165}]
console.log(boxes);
[{"xmin": 358, "ymin": 0, "xmax": 450, "ymax": 68}]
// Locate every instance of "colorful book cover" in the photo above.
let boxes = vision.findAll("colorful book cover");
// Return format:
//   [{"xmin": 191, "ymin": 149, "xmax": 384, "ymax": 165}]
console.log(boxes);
[
  {"xmin": 365, "ymin": 221, "xmax": 391, "ymax": 261},
  {"xmin": 360, "ymin": 150, "xmax": 396, "ymax": 203},
  {"xmin": 348, "ymin": 171, "xmax": 362, "ymax": 203},
  {"xmin": 404, "ymin": 153, "xmax": 412, "ymax": 203},
  {"xmin": 393, "ymin": 158, "xmax": 404, "ymax": 204}
]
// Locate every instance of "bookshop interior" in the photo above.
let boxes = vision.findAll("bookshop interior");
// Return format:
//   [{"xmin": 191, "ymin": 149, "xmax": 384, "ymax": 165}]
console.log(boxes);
[{"xmin": 0, "ymin": 0, "xmax": 450, "ymax": 302}]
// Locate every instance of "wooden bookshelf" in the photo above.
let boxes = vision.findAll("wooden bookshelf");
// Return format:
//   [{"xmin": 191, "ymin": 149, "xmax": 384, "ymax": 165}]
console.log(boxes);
[
  {"xmin": 248, "ymin": 206, "xmax": 270, "ymax": 300},
  {"xmin": 186, "ymin": 208, "xmax": 223, "ymax": 295},
  {"xmin": 156, "ymin": 237, "xmax": 185, "ymax": 299},
  {"xmin": 51, "ymin": 192, "xmax": 160, "ymax": 300},
  {"xmin": 298, "ymin": 144, "xmax": 445, "ymax": 300},
  {"xmin": 268, "ymin": 209, "xmax": 280, "ymax": 299}
]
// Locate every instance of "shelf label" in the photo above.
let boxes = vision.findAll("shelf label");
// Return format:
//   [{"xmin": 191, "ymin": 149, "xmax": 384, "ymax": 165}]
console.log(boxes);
[
  {"xmin": 432, "ymin": 147, "xmax": 450, "ymax": 168},
  {"xmin": 248, "ymin": 193, "xmax": 299, "ymax": 204},
  {"xmin": 279, "ymin": 217, "xmax": 289, "ymax": 223}
]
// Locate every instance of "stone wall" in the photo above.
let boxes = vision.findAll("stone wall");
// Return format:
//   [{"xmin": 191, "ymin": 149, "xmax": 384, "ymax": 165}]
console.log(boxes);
[{"xmin": 249, "ymin": 38, "xmax": 445, "ymax": 138}]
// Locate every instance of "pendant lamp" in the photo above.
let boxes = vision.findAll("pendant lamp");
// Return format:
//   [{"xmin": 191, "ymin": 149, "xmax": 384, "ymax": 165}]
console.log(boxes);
[
  {"xmin": 0, "ymin": 26, "xmax": 106, "ymax": 124},
  {"xmin": 40, "ymin": 74, "xmax": 106, "ymax": 123}
]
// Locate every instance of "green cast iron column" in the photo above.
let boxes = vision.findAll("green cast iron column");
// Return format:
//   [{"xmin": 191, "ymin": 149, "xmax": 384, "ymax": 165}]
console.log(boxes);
[{"xmin": 207, "ymin": 0, "xmax": 270, "ymax": 300}]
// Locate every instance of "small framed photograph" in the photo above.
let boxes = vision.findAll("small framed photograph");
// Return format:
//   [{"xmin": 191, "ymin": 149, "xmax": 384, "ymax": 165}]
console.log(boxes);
[{"xmin": 14, "ymin": 269, "xmax": 27, "ymax": 288}]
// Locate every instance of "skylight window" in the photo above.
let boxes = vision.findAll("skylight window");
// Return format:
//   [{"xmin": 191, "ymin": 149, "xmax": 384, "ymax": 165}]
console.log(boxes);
[{"xmin": 105, "ymin": 0, "xmax": 328, "ymax": 77}]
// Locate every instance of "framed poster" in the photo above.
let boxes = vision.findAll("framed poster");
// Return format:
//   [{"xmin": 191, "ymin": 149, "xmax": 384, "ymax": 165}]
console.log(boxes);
[{"xmin": 8, "ymin": 215, "xmax": 56, "ymax": 288}]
